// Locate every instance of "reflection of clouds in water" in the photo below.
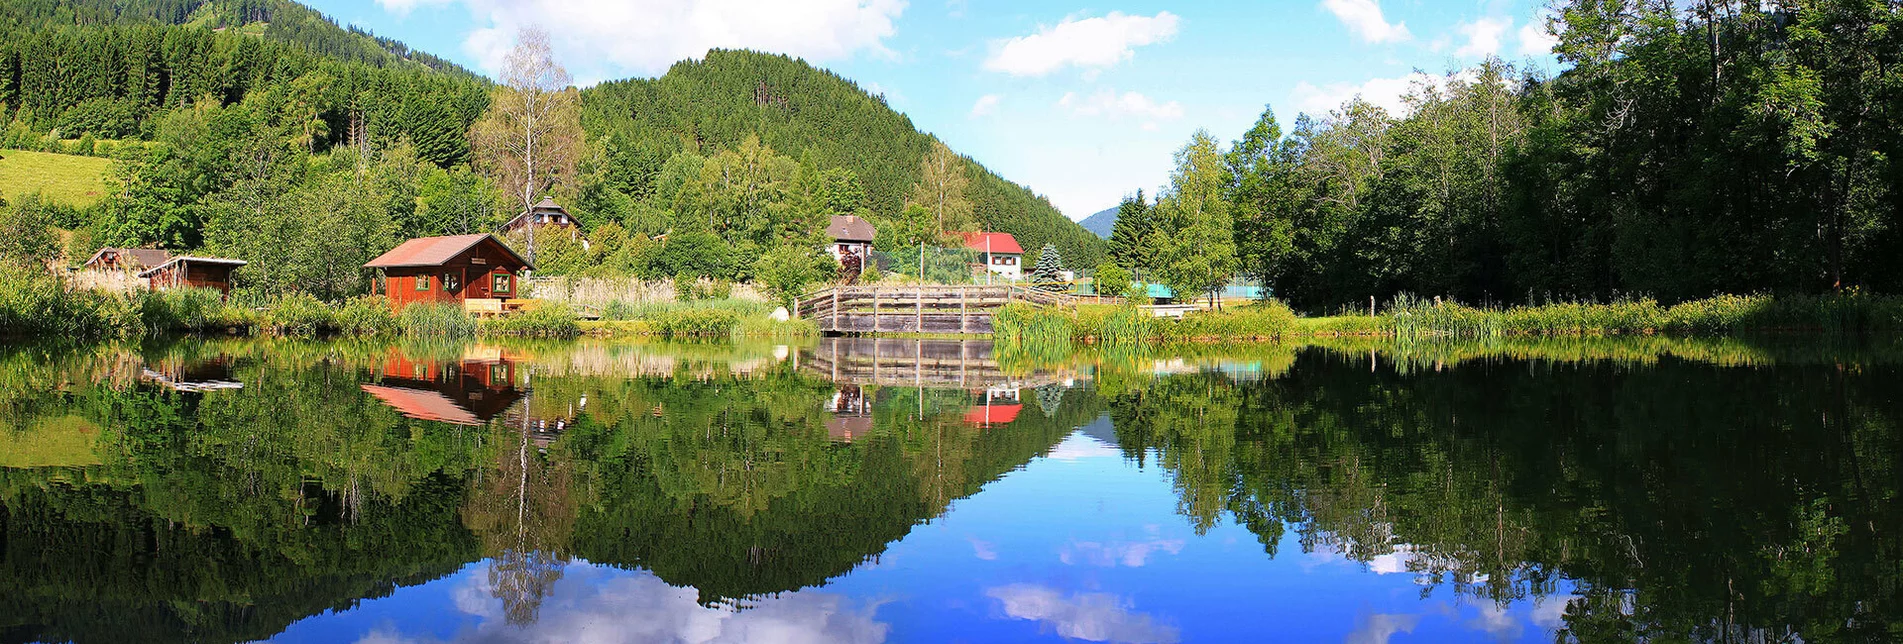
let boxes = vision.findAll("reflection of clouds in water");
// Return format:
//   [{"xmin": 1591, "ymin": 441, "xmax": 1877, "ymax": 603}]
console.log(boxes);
[
  {"xmin": 1468, "ymin": 602, "xmax": 1522, "ymax": 639},
  {"xmin": 1345, "ymin": 613, "xmax": 1420, "ymax": 644},
  {"xmin": 1060, "ymin": 538, "xmax": 1185, "ymax": 568},
  {"xmin": 360, "ymin": 561, "xmax": 887, "ymax": 644},
  {"xmin": 1046, "ymin": 433, "xmax": 1122, "ymax": 461},
  {"xmin": 970, "ymin": 537, "xmax": 999, "ymax": 561},
  {"xmin": 1530, "ymin": 594, "xmax": 1579, "ymax": 630},
  {"xmin": 985, "ymin": 584, "xmax": 1180, "ymax": 644}
]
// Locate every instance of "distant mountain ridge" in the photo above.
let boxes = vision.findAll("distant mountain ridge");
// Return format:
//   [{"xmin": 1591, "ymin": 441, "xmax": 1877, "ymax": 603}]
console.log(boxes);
[{"xmin": 1079, "ymin": 206, "xmax": 1118, "ymax": 239}]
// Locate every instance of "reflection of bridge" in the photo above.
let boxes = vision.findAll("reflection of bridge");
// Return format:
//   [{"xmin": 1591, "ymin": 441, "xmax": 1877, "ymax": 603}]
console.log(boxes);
[
  {"xmin": 800, "ymin": 337, "xmax": 1075, "ymax": 389},
  {"xmin": 795, "ymin": 285, "xmax": 1088, "ymax": 335}
]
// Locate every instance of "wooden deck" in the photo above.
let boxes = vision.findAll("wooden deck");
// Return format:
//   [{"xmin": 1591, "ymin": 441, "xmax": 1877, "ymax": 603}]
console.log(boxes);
[{"xmin": 795, "ymin": 284, "xmax": 1103, "ymax": 335}]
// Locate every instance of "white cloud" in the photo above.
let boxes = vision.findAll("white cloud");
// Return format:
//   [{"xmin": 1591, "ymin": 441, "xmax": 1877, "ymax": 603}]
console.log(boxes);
[
  {"xmin": 439, "ymin": 0, "xmax": 905, "ymax": 81},
  {"xmin": 1321, "ymin": 0, "xmax": 1411, "ymax": 44},
  {"xmin": 1291, "ymin": 72, "xmax": 1435, "ymax": 116},
  {"xmin": 1045, "ymin": 433, "xmax": 1120, "ymax": 460},
  {"xmin": 986, "ymin": 584, "xmax": 1181, "ymax": 643},
  {"xmin": 969, "ymin": 94, "xmax": 1002, "ymax": 119},
  {"xmin": 1454, "ymin": 17, "xmax": 1511, "ymax": 58},
  {"xmin": 983, "ymin": 12, "xmax": 1180, "ymax": 77},
  {"xmin": 373, "ymin": 0, "xmax": 453, "ymax": 16},
  {"xmin": 1518, "ymin": 16, "xmax": 1561, "ymax": 56},
  {"xmin": 1057, "ymin": 90, "xmax": 1184, "ymax": 131},
  {"xmin": 367, "ymin": 562, "xmax": 889, "ymax": 644}
]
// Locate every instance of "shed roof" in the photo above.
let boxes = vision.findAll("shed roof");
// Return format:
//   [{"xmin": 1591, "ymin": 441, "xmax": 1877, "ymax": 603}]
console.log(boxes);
[
  {"xmin": 826, "ymin": 215, "xmax": 877, "ymax": 242},
  {"xmin": 135, "ymin": 256, "xmax": 248, "ymax": 278},
  {"xmin": 84, "ymin": 247, "xmax": 172, "ymax": 269},
  {"xmin": 961, "ymin": 232, "xmax": 1023, "ymax": 255},
  {"xmin": 363, "ymin": 234, "xmax": 533, "ymax": 270}
]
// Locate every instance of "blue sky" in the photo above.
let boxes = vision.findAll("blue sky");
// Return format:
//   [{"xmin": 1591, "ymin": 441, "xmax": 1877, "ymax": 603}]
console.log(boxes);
[{"xmin": 304, "ymin": 0, "xmax": 1560, "ymax": 220}]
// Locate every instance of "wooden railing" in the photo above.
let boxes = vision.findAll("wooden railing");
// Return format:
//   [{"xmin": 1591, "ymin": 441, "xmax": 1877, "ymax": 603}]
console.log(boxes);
[{"xmin": 795, "ymin": 284, "xmax": 1114, "ymax": 334}]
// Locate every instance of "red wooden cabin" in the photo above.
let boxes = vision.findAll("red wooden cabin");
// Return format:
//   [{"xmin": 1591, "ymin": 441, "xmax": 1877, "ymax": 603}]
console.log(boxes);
[
  {"xmin": 364, "ymin": 234, "xmax": 533, "ymax": 312},
  {"xmin": 137, "ymin": 256, "xmax": 247, "ymax": 297}
]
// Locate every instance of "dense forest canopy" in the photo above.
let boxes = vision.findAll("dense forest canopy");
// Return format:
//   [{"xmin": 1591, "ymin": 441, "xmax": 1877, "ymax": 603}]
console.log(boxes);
[{"xmin": 1114, "ymin": 0, "xmax": 1903, "ymax": 311}]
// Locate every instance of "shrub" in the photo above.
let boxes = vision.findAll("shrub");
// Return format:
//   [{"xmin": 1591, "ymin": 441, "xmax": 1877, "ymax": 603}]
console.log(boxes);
[
  {"xmin": 265, "ymin": 292, "xmax": 336, "ymax": 337},
  {"xmin": 399, "ymin": 302, "xmax": 477, "ymax": 338},
  {"xmin": 482, "ymin": 303, "xmax": 582, "ymax": 337},
  {"xmin": 1157, "ymin": 301, "xmax": 1298, "ymax": 342},
  {"xmin": 334, "ymin": 296, "xmax": 398, "ymax": 336},
  {"xmin": 0, "ymin": 271, "xmax": 140, "ymax": 339},
  {"xmin": 647, "ymin": 307, "xmax": 741, "ymax": 337}
]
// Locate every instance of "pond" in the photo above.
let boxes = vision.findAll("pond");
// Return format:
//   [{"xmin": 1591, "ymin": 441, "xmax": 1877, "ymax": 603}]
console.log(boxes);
[{"xmin": 0, "ymin": 336, "xmax": 1897, "ymax": 643}]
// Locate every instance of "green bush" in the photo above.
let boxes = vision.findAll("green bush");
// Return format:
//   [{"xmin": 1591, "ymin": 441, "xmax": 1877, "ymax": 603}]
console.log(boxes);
[
  {"xmin": 482, "ymin": 303, "xmax": 581, "ymax": 337},
  {"xmin": 398, "ymin": 302, "xmax": 477, "ymax": 338},
  {"xmin": 264, "ymin": 292, "xmax": 337, "ymax": 337},
  {"xmin": 334, "ymin": 296, "xmax": 398, "ymax": 336},
  {"xmin": 0, "ymin": 272, "xmax": 139, "ymax": 339},
  {"xmin": 1157, "ymin": 301, "xmax": 1298, "ymax": 342},
  {"xmin": 647, "ymin": 307, "xmax": 742, "ymax": 337}
]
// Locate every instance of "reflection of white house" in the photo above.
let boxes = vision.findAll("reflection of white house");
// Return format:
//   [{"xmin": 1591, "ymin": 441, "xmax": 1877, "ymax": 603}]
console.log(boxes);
[
  {"xmin": 963, "ymin": 232, "xmax": 1023, "ymax": 281},
  {"xmin": 826, "ymin": 215, "xmax": 877, "ymax": 264}
]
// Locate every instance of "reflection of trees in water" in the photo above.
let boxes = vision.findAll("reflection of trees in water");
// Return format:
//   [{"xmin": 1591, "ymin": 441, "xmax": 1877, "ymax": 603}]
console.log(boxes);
[
  {"xmin": 1109, "ymin": 352, "xmax": 1903, "ymax": 640},
  {"xmin": 464, "ymin": 416, "xmax": 577, "ymax": 626}
]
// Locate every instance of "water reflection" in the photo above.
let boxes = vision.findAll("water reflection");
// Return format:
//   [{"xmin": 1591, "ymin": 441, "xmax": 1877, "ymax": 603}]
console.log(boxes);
[{"xmin": 0, "ymin": 336, "xmax": 1897, "ymax": 642}]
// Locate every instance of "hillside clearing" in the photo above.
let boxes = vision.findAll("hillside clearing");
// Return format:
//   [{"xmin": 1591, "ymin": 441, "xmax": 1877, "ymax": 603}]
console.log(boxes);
[{"xmin": 0, "ymin": 150, "xmax": 113, "ymax": 207}]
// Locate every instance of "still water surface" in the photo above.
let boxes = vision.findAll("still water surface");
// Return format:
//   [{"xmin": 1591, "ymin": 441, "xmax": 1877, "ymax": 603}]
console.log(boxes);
[{"xmin": 0, "ymin": 337, "xmax": 1896, "ymax": 643}]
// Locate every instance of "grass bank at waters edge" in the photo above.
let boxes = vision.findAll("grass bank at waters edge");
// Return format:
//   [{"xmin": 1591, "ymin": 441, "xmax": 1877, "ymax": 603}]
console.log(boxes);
[
  {"xmin": 993, "ymin": 293, "xmax": 1903, "ymax": 347},
  {"xmin": 0, "ymin": 272, "xmax": 588, "ymax": 340},
  {"xmin": 581, "ymin": 298, "xmax": 818, "ymax": 339}
]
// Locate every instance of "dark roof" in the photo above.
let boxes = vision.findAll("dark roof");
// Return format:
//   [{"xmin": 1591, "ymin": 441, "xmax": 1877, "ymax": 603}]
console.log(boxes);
[
  {"xmin": 84, "ymin": 247, "xmax": 172, "ymax": 269},
  {"xmin": 135, "ymin": 256, "xmax": 248, "ymax": 278},
  {"xmin": 363, "ymin": 234, "xmax": 533, "ymax": 270},
  {"xmin": 962, "ymin": 232, "xmax": 1024, "ymax": 255},
  {"xmin": 500, "ymin": 197, "xmax": 573, "ymax": 230},
  {"xmin": 827, "ymin": 215, "xmax": 877, "ymax": 242}
]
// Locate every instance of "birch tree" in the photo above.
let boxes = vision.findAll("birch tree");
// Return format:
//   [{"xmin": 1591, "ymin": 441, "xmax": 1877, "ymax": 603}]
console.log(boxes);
[{"xmin": 469, "ymin": 28, "xmax": 583, "ymax": 263}]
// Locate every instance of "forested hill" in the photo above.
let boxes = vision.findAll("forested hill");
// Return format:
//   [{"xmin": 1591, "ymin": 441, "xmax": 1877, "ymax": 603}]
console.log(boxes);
[
  {"xmin": 0, "ymin": 0, "xmax": 476, "ymax": 78},
  {"xmin": 581, "ymin": 50, "xmax": 1104, "ymax": 268}
]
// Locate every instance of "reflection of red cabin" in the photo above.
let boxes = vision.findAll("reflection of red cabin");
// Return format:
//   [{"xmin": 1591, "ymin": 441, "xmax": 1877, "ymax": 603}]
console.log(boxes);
[
  {"xmin": 364, "ymin": 234, "xmax": 533, "ymax": 312},
  {"xmin": 362, "ymin": 350, "xmax": 524, "ymax": 426},
  {"xmin": 137, "ymin": 256, "xmax": 247, "ymax": 297}
]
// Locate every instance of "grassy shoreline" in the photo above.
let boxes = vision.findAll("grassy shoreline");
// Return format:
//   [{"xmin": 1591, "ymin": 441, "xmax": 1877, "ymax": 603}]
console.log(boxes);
[{"xmin": 993, "ymin": 293, "xmax": 1903, "ymax": 347}]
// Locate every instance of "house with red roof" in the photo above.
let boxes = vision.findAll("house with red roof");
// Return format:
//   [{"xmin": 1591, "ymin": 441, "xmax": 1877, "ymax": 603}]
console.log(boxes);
[
  {"xmin": 961, "ymin": 232, "xmax": 1024, "ymax": 281},
  {"xmin": 364, "ymin": 234, "xmax": 533, "ymax": 312}
]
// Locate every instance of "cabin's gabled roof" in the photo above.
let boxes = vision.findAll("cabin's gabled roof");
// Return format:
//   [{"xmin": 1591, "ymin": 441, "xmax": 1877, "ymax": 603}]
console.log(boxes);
[
  {"xmin": 500, "ymin": 197, "xmax": 573, "ymax": 230},
  {"xmin": 84, "ymin": 247, "xmax": 172, "ymax": 269},
  {"xmin": 961, "ymin": 232, "xmax": 1024, "ymax": 255},
  {"xmin": 363, "ymin": 234, "xmax": 533, "ymax": 270},
  {"xmin": 826, "ymin": 215, "xmax": 877, "ymax": 242}
]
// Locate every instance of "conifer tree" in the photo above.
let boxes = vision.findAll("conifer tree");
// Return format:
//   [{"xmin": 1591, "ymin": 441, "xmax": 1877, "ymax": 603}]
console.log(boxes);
[{"xmin": 1032, "ymin": 242, "xmax": 1065, "ymax": 290}]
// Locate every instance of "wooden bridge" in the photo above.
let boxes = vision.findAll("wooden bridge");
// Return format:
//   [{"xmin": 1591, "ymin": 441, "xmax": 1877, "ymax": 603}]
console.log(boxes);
[
  {"xmin": 795, "ymin": 284, "xmax": 1092, "ymax": 334},
  {"xmin": 800, "ymin": 337, "xmax": 1077, "ymax": 389}
]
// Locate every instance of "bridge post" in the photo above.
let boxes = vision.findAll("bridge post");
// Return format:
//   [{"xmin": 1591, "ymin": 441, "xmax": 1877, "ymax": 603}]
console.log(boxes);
[
  {"xmin": 831, "ymin": 288, "xmax": 839, "ymax": 333},
  {"xmin": 916, "ymin": 286, "xmax": 923, "ymax": 333},
  {"xmin": 872, "ymin": 286, "xmax": 881, "ymax": 333}
]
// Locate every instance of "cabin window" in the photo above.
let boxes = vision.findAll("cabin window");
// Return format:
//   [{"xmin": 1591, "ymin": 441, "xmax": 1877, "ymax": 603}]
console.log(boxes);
[
  {"xmin": 415, "ymin": 275, "xmax": 430, "ymax": 291},
  {"xmin": 443, "ymin": 272, "xmax": 461, "ymax": 292},
  {"xmin": 493, "ymin": 273, "xmax": 512, "ymax": 294}
]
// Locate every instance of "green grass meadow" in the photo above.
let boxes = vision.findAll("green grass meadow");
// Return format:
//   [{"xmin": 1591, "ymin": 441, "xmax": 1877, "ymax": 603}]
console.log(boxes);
[{"xmin": 0, "ymin": 150, "xmax": 113, "ymax": 207}]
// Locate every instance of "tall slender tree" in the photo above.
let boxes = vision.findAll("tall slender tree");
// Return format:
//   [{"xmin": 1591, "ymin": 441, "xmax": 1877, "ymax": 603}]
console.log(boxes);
[
  {"xmin": 1153, "ymin": 130, "xmax": 1238, "ymax": 307},
  {"xmin": 908, "ymin": 140, "xmax": 975, "ymax": 234},
  {"xmin": 469, "ymin": 27, "xmax": 583, "ymax": 264}
]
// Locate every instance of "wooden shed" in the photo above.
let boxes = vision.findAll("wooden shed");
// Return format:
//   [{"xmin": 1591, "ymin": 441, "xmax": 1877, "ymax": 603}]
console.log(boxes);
[
  {"xmin": 364, "ymin": 234, "xmax": 533, "ymax": 313},
  {"xmin": 137, "ymin": 256, "xmax": 247, "ymax": 296}
]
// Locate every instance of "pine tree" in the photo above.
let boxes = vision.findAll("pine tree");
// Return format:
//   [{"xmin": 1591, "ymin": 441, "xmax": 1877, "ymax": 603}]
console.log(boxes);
[
  {"xmin": 1107, "ymin": 189, "xmax": 1152, "ymax": 273},
  {"xmin": 1032, "ymin": 242, "xmax": 1065, "ymax": 291}
]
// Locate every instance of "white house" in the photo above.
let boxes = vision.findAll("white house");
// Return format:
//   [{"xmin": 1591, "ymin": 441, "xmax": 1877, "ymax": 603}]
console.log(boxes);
[
  {"xmin": 826, "ymin": 215, "xmax": 877, "ymax": 265},
  {"xmin": 963, "ymin": 232, "xmax": 1023, "ymax": 281}
]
